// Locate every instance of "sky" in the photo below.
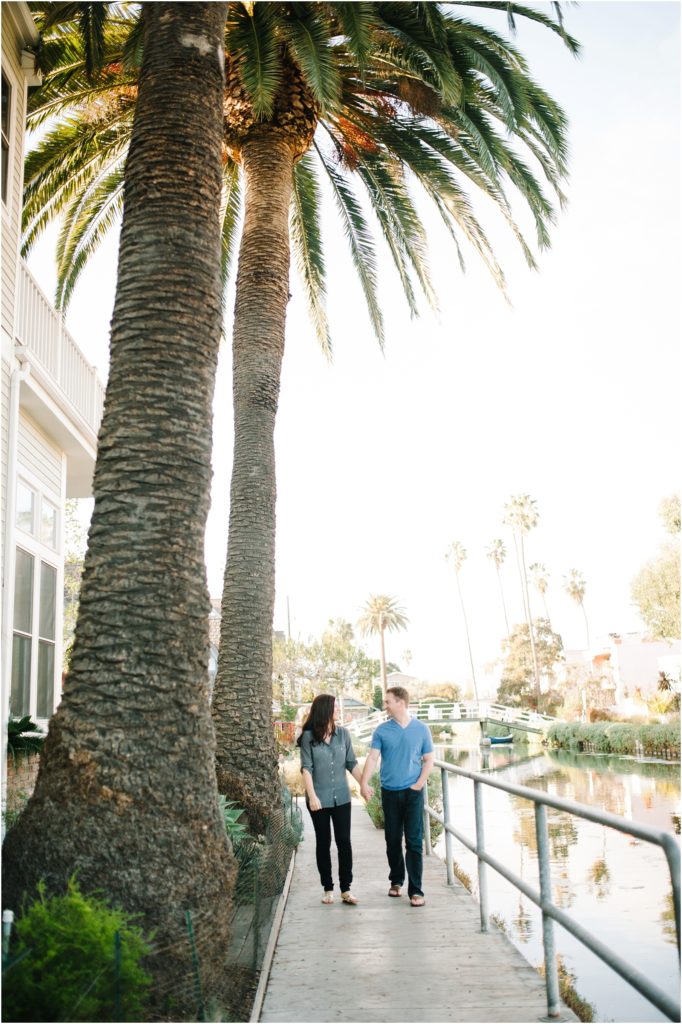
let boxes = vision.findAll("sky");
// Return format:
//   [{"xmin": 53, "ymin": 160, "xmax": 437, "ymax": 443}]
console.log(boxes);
[{"xmin": 27, "ymin": 2, "xmax": 681, "ymax": 691}]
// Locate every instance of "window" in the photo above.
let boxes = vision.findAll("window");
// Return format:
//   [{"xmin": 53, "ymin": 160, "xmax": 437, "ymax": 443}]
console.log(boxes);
[
  {"xmin": 1, "ymin": 72, "xmax": 10, "ymax": 205},
  {"xmin": 41, "ymin": 500, "xmax": 57, "ymax": 549},
  {"xmin": 16, "ymin": 480, "xmax": 36, "ymax": 534},
  {"xmin": 16, "ymin": 480, "xmax": 59, "ymax": 548},
  {"xmin": 11, "ymin": 549, "xmax": 34, "ymax": 717},
  {"xmin": 11, "ymin": 551, "xmax": 58, "ymax": 721}
]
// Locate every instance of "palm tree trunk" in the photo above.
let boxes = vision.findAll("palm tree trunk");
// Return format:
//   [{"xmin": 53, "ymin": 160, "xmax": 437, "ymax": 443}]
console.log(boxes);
[
  {"xmin": 3, "ymin": 4, "xmax": 234, "ymax": 1007},
  {"xmin": 581, "ymin": 602, "xmax": 591, "ymax": 648},
  {"xmin": 496, "ymin": 566, "xmax": 510, "ymax": 638},
  {"xmin": 379, "ymin": 625, "xmax": 387, "ymax": 696},
  {"xmin": 212, "ymin": 131, "xmax": 294, "ymax": 831},
  {"xmin": 516, "ymin": 534, "xmax": 541, "ymax": 704},
  {"xmin": 456, "ymin": 574, "xmax": 479, "ymax": 703}
]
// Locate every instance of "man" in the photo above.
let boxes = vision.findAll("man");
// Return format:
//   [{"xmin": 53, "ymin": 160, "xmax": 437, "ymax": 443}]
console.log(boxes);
[{"xmin": 360, "ymin": 686, "xmax": 434, "ymax": 907}]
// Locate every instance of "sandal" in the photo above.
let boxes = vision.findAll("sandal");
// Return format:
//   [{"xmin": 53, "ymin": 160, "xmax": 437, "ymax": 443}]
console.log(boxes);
[
  {"xmin": 321, "ymin": 891, "xmax": 334, "ymax": 904},
  {"xmin": 388, "ymin": 885, "xmax": 402, "ymax": 898},
  {"xmin": 410, "ymin": 895, "xmax": 425, "ymax": 907},
  {"xmin": 341, "ymin": 891, "xmax": 358, "ymax": 905}
]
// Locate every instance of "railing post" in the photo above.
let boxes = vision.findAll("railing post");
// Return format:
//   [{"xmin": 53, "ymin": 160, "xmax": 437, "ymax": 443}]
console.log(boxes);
[
  {"xmin": 441, "ymin": 766, "xmax": 455, "ymax": 886},
  {"xmin": 473, "ymin": 780, "xmax": 489, "ymax": 932},
  {"xmin": 534, "ymin": 803, "xmax": 561, "ymax": 1019},
  {"xmin": 423, "ymin": 788, "xmax": 432, "ymax": 856}
]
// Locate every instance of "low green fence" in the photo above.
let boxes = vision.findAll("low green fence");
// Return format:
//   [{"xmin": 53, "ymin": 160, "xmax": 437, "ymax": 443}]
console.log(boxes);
[{"xmin": 1, "ymin": 787, "xmax": 303, "ymax": 1023}]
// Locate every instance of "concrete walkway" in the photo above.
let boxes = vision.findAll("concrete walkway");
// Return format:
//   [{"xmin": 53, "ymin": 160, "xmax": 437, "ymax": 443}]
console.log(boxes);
[{"xmin": 259, "ymin": 799, "xmax": 578, "ymax": 1023}]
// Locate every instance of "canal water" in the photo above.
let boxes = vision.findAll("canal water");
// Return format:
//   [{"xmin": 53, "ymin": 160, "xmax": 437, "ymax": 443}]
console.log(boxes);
[{"xmin": 432, "ymin": 743, "xmax": 680, "ymax": 1023}]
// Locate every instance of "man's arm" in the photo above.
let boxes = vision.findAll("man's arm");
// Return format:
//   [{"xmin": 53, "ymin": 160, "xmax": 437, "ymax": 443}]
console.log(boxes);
[
  {"xmin": 360, "ymin": 747, "xmax": 380, "ymax": 800},
  {"xmin": 409, "ymin": 751, "xmax": 435, "ymax": 791}
]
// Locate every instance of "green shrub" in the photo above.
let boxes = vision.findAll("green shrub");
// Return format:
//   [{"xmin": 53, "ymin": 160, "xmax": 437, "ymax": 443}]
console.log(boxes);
[
  {"xmin": 3, "ymin": 878, "xmax": 152, "ymax": 1022},
  {"xmin": 364, "ymin": 772, "xmax": 384, "ymax": 829},
  {"xmin": 547, "ymin": 720, "xmax": 681, "ymax": 759}
]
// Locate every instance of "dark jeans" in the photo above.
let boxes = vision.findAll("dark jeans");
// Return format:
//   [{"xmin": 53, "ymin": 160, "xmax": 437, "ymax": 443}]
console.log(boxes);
[
  {"xmin": 307, "ymin": 800, "xmax": 353, "ymax": 892},
  {"xmin": 381, "ymin": 786, "xmax": 425, "ymax": 898}
]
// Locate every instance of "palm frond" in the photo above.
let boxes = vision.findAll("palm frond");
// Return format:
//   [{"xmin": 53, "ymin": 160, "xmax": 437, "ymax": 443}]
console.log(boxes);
[
  {"xmin": 225, "ymin": 2, "xmax": 281, "ymax": 120},
  {"xmin": 54, "ymin": 162, "xmax": 124, "ymax": 308},
  {"xmin": 282, "ymin": 6, "xmax": 341, "ymax": 113},
  {"xmin": 220, "ymin": 161, "xmax": 242, "ymax": 316},
  {"xmin": 374, "ymin": 4, "xmax": 464, "ymax": 106},
  {"xmin": 330, "ymin": 3, "xmax": 376, "ymax": 72},
  {"xmin": 291, "ymin": 154, "xmax": 331, "ymax": 358},
  {"xmin": 448, "ymin": 2, "xmax": 581, "ymax": 57},
  {"xmin": 315, "ymin": 142, "xmax": 384, "ymax": 348}
]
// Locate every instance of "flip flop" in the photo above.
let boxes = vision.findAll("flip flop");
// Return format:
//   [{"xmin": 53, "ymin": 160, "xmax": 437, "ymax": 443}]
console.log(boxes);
[
  {"xmin": 341, "ymin": 891, "xmax": 358, "ymax": 905},
  {"xmin": 321, "ymin": 891, "xmax": 334, "ymax": 904},
  {"xmin": 410, "ymin": 895, "xmax": 425, "ymax": 907},
  {"xmin": 388, "ymin": 885, "xmax": 402, "ymax": 897}
]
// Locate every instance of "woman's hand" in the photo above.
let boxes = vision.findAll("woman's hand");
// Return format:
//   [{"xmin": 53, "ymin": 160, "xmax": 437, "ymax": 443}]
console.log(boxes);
[
  {"xmin": 361, "ymin": 783, "xmax": 374, "ymax": 801},
  {"xmin": 309, "ymin": 793, "xmax": 322, "ymax": 812}
]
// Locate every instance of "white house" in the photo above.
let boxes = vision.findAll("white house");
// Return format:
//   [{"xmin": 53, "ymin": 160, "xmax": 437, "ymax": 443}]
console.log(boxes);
[
  {"xmin": 563, "ymin": 632, "xmax": 681, "ymax": 707},
  {"xmin": 1, "ymin": 4, "xmax": 105, "ymax": 764}
]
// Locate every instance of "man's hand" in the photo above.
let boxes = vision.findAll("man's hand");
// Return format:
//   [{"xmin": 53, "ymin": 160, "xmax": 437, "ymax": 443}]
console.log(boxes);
[
  {"xmin": 360, "ymin": 783, "xmax": 374, "ymax": 802},
  {"xmin": 410, "ymin": 780, "xmax": 425, "ymax": 791}
]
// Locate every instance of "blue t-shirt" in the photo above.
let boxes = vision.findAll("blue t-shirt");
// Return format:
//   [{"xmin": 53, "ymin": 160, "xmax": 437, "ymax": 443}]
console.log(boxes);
[{"xmin": 370, "ymin": 718, "xmax": 434, "ymax": 790}]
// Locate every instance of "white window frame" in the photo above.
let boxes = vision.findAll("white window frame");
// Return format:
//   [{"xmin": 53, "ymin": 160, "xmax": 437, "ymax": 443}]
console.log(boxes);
[
  {"xmin": 1, "ymin": 69, "xmax": 13, "ymax": 210},
  {"xmin": 10, "ymin": 469, "xmax": 64, "ymax": 727}
]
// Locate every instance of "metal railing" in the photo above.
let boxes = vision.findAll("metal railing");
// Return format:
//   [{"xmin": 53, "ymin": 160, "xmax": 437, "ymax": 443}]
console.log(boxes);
[
  {"xmin": 16, "ymin": 261, "xmax": 106, "ymax": 434},
  {"xmin": 424, "ymin": 759, "xmax": 681, "ymax": 1022}
]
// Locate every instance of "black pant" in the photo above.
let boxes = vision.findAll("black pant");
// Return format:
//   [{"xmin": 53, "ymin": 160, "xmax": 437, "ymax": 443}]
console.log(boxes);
[
  {"xmin": 381, "ymin": 786, "xmax": 425, "ymax": 897},
  {"xmin": 307, "ymin": 801, "xmax": 353, "ymax": 892}
]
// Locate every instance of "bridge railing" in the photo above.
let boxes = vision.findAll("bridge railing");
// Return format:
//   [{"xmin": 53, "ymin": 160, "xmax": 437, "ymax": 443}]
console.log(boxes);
[
  {"xmin": 424, "ymin": 759, "xmax": 681, "ymax": 1022},
  {"xmin": 347, "ymin": 701, "xmax": 559, "ymax": 739}
]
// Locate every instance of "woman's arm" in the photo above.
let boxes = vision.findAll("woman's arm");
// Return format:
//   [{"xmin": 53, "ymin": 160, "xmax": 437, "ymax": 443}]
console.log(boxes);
[
  {"xmin": 299, "ymin": 732, "xmax": 322, "ymax": 810},
  {"xmin": 301, "ymin": 768, "xmax": 322, "ymax": 811}
]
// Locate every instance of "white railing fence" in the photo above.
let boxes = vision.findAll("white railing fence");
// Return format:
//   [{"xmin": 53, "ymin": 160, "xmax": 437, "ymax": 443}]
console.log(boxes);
[{"xmin": 16, "ymin": 261, "xmax": 105, "ymax": 435}]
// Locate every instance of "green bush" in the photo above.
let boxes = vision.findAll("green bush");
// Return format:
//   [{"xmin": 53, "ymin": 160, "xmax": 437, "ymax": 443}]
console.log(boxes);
[
  {"xmin": 547, "ymin": 721, "xmax": 681, "ymax": 759},
  {"xmin": 3, "ymin": 878, "xmax": 152, "ymax": 1022}
]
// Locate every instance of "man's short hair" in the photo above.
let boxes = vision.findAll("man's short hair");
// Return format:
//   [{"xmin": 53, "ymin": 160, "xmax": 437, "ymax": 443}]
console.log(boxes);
[{"xmin": 386, "ymin": 686, "xmax": 410, "ymax": 705}]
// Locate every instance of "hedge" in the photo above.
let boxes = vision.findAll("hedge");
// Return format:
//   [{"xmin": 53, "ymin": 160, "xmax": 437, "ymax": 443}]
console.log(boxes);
[{"xmin": 547, "ymin": 722, "xmax": 680, "ymax": 759}]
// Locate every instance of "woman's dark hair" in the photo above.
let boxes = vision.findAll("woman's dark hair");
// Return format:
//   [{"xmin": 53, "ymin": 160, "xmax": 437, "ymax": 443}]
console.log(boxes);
[{"xmin": 296, "ymin": 694, "xmax": 336, "ymax": 746}]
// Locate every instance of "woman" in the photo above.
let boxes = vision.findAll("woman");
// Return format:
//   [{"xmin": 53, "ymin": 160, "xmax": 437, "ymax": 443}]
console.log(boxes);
[{"xmin": 297, "ymin": 694, "xmax": 364, "ymax": 905}]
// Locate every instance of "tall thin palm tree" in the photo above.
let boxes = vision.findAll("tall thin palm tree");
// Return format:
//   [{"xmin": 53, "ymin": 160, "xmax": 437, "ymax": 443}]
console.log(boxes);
[
  {"xmin": 503, "ymin": 494, "xmax": 541, "ymax": 700},
  {"xmin": 3, "ymin": 4, "xmax": 235, "ymax": 1005},
  {"xmin": 486, "ymin": 538, "xmax": 510, "ymax": 638},
  {"xmin": 22, "ymin": 2, "xmax": 578, "ymax": 825},
  {"xmin": 564, "ymin": 568, "xmax": 590, "ymax": 647},
  {"xmin": 529, "ymin": 561, "xmax": 551, "ymax": 622},
  {"xmin": 358, "ymin": 595, "xmax": 409, "ymax": 696},
  {"xmin": 446, "ymin": 541, "xmax": 479, "ymax": 702}
]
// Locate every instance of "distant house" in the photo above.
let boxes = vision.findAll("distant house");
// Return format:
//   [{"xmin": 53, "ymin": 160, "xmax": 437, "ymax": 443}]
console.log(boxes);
[
  {"xmin": 386, "ymin": 671, "xmax": 419, "ymax": 692},
  {"xmin": 1, "ymin": 4, "xmax": 105, "ymax": 783},
  {"xmin": 563, "ymin": 633, "xmax": 681, "ymax": 706}
]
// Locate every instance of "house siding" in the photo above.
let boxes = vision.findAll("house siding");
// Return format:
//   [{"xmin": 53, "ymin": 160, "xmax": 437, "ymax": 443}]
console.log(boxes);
[
  {"xmin": 17, "ymin": 411, "xmax": 63, "ymax": 497},
  {"xmin": 0, "ymin": 359, "xmax": 9, "ymax": 550}
]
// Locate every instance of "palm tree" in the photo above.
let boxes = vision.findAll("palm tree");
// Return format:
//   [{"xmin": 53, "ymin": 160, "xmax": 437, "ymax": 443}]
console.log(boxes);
[
  {"xmin": 3, "ymin": 4, "xmax": 235, "ymax": 1006},
  {"xmin": 23, "ymin": 2, "xmax": 578, "ymax": 825},
  {"xmin": 446, "ymin": 541, "xmax": 479, "ymax": 703},
  {"xmin": 563, "ymin": 568, "xmax": 590, "ymax": 647},
  {"xmin": 529, "ymin": 561, "xmax": 551, "ymax": 622},
  {"xmin": 485, "ymin": 538, "xmax": 510, "ymax": 638},
  {"xmin": 358, "ymin": 595, "xmax": 408, "ymax": 696},
  {"xmin": 503, "ymin": 494, "xmax": 541, "ymax": 700}
]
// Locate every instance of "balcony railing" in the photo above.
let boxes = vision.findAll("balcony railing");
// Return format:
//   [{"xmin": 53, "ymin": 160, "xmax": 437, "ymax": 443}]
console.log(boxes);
[{"xmin": 16, "ymin": 261, "xmax": 105, "ymax": 436}]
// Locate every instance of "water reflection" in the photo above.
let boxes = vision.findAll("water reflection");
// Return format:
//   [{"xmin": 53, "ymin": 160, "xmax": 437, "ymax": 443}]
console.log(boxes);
[{"xmin": 433, "ymin": 743, "xmax": 680, "ymax": 1023}]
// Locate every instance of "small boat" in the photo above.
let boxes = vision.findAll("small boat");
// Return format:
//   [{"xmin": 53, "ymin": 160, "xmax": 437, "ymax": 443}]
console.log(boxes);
[{"xmin": 489, "ymin": 734, "xmax": 513, "ymax": 745}]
